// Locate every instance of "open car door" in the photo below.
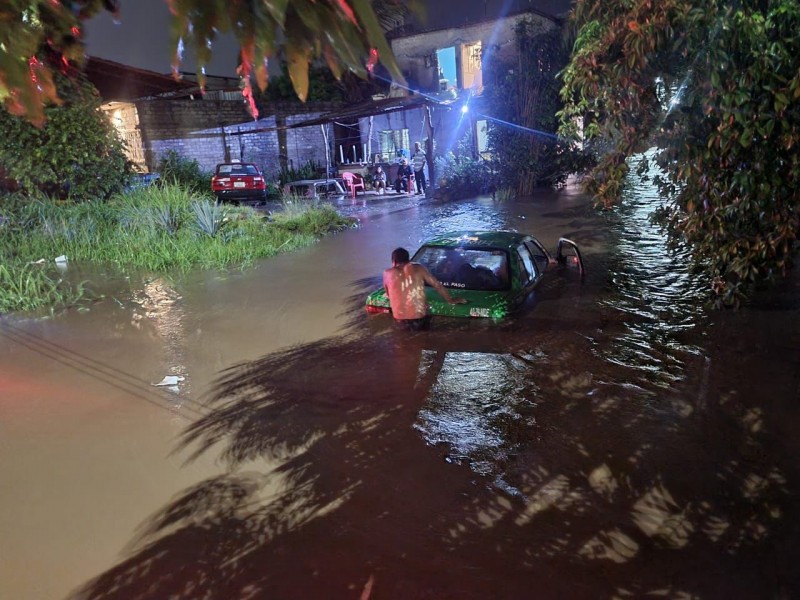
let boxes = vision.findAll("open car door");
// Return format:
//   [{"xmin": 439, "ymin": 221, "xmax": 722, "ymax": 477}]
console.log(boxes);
[{"xmin": 556, "ymin": 238, "xmax": 585, "ymax": 277}]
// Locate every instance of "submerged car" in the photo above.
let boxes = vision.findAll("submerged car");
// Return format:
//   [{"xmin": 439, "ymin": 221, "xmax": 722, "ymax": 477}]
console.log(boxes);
[
  {"xmin": 211, "ymin": 162, "xmax": 267, "ymax": 203},
  {"xmin": 365, "ymin": 231, "xmax": 584, "ymax": 320},
  {"xmin": 283, "ymin": 179, "xmax": 346, "ymax": 199}
]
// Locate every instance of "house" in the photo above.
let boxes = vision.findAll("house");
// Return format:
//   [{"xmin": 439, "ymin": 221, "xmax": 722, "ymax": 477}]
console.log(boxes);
[
  {"xmin": 88, "ymin": 57, "xmax": 343, "ymax": 177},
  {"xmin": 367, "ymin": 5, "xmax": 563, "ymax": 162},
  {"xmin": 89, "ymin": 2, "xmax": 568, "ymax": 186}
]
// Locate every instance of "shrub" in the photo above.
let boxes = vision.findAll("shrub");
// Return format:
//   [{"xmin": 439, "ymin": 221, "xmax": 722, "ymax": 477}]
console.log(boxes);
[
  {"xmin": 0, "ymin": 74, "xmax": 132, "ymax": 200},
  {"xmin": 278, "ymin": 160, "xmax": 321, "ymax": 186},
  {"xmin": 434, "ymin": 151, "xmax": 493, "ymax": 200},
  {"xmin": 156, "ymin": 150, "xmax": 213, "ymax": 194}
]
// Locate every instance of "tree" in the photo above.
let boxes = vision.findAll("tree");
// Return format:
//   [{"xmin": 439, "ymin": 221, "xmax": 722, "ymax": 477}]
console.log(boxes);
[
  {"xmin": 559, "ymin": 0, "xmax": 800, "ymax": 307},
  {"xmin": 483, "ymin": 21, "xmax": 590, "ymax": 195},
  {"xmin": 1, "ymin": 0, "xmax": 411, "ymax": 123},
  {"xmin": 0, "ymin": 71, "xmax": 131, "ymax": 199}
]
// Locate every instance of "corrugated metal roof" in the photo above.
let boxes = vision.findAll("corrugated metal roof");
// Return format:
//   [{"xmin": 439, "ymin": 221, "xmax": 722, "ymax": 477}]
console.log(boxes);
[{"xmin": 211, "ymin": 93, "xmax": 458, "ymax": 136}]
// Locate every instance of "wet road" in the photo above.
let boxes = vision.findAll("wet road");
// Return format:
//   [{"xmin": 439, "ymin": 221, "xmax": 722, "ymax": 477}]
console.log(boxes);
[{"xmin": 1, "ymin": 184, "xmax": 799, "ymax": 599}]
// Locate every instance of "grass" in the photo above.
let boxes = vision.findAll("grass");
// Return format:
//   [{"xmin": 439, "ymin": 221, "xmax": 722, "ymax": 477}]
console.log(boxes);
[
  {"xmin": 0, "ymin": 263, "xmax": 84, "ymax": 314},
  {"xmin": 0, "ymin": 185, "xmax": 352, "ymax": 314}
]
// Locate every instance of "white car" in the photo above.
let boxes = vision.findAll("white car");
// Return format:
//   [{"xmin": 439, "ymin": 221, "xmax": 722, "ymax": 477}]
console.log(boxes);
[{"xmin": 283, "ymin": 179, "xmax": 346, "ymax": 199}]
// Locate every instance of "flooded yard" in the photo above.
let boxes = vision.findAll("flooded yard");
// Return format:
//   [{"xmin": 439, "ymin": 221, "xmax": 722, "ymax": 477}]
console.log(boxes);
[{"xmin": 1, "ymin": 183, "xmax": 798, "ymax": 599}]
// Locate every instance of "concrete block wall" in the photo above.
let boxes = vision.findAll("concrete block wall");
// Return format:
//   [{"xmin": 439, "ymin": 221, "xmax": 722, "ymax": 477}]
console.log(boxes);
[{"xmin": 135, "ymin": 98, "xmax": 339, "ymax": 179}]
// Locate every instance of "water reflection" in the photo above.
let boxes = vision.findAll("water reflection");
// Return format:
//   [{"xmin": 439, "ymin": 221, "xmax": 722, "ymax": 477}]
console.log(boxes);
[
  {"xmin": 600, "ymin": 162, "xmax": 707, "ymax": 388},
  {"xmin": 131, "ymin": 278, "xmax": 188, "ymax": 394},
  {"xmin": 414, "ymin": 350, "xmax": 535, "ymax": 485}
]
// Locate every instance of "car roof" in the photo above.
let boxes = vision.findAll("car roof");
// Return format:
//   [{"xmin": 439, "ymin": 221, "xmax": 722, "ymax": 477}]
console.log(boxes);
[
  {"xmin": 286, "ymin": 179, "xmax": 336, "ymax": 185},
  {"xmin": 421, "ymin": 231, "xmax": 534, "ymax": 249}
]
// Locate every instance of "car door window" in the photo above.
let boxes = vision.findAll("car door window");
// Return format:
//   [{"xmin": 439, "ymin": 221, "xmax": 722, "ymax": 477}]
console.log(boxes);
[
  {"xmin": 515, "ymin": 244, "xmax": 537, "ymax": 286},
  {"xmin": 525, "ymin": 240, "xmax": 549, "ymax": 274}
]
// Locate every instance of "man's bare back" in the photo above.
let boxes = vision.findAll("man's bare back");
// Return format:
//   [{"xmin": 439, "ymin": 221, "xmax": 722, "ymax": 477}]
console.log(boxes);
[{"xmin": 383, "ymin": 248, "xmax": 466, "ymax": 327}]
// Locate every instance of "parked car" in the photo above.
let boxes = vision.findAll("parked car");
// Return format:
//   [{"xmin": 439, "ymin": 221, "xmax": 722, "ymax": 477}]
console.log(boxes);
[
  {"xmin": 124, "ymin": 172, "xmax": 160, "ymax": 192},
  {"xmin": 283, "ymin": 179, "xmax": 346, "ymax": 199},
  {"xmin": 365, "ymin": 230, "xmax": 584, "ymax": 319},
  {"xmin": 211, "ymin": 162, "xmax": 267, "ymax": 203}
]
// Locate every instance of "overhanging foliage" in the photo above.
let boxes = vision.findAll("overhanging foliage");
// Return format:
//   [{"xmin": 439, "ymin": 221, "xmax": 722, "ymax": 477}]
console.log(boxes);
[
  {"xmin": 484, "ymin": 21, "xmax": 590, "ymax": 196},
  {"xmin": 559, "ymin": 0, "xmax": 800, "ymax": 306},
  {"xmin": 1, "ymin": 0, "xmax": 412, "ymax": 123}
]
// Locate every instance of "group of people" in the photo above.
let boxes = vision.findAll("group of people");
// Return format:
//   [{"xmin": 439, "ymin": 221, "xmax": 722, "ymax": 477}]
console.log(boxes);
[{"xmin": 371, "ymin": 142, "xmax": 428, "ymax": 196}]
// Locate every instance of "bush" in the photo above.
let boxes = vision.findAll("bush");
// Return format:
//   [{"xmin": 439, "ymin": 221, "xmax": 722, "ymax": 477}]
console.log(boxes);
[
  {"xmin": 0, "ymin": 74, "xmax": 132, "ymax": 200},
  {"xmin": 278, "ymin": 160, "xmax": 321, "ymax": 186},
  {"xmin": 156, "ymin": 150, "xmax": 212, "ymax": 194},
  {"xmin": 434, "ymin": 151, "xmax": 493, "ymax": 200}
]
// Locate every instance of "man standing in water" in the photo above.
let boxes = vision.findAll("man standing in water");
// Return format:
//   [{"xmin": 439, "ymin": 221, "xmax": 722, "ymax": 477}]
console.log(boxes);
[
  {"xmin": 383, "ymin": 247, "xmax": 466, "ymax": 330},
  {"xmin": 411, "ymin": 141, "xmax": 427, "ymax": 195}
]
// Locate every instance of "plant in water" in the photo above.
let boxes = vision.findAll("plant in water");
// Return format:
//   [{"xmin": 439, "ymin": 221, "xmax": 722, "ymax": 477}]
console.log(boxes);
[
  {"xmin": 0, "ymin": 183, "xmax": 351, "ymax": 313},
  {"xmin": 0, "ymin": 263, "xmax": 83, "ymax": 314},
  {"xmin": 152, "ymin": 204, "xmax": 181, "ymax": 235},
  {"xmin": 495, "ymin": 187, "xmax": 515, "ymax": 202},
  {"xmin": 560, "ymin": 0, "xmax": 800, "ymax": 306}
]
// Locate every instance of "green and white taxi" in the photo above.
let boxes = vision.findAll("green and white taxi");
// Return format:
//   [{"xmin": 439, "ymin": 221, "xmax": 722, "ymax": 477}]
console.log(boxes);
[{"xmin": 365, "ymin": 230, "xmax": 584, "ymax": 320}]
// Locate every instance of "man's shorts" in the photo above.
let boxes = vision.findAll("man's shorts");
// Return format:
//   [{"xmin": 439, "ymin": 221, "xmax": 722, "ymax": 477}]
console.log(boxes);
[{"xmin": 394, "ymin": 315, "xmax": 431, "ymax": 331}]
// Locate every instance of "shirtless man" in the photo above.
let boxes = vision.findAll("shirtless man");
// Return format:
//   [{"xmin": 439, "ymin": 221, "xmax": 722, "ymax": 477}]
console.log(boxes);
[{"xmin": 383, "ymin": 247, "xmax": 466, "ymax": 330}]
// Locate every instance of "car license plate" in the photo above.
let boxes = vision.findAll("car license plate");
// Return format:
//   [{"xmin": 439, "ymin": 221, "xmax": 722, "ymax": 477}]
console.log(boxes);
[
  {"xmin": 234, "ymin": 181, "xmax": 246, "ymax": 188},
  {"xmin": 469, "ymin": 307, "xmax": 490, "ymax": 318}
]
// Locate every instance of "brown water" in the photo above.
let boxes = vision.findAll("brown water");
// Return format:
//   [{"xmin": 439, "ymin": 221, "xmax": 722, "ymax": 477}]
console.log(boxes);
[{"xmin": 1, "ymin": 183, "xmax": 798, "ymax": 599}]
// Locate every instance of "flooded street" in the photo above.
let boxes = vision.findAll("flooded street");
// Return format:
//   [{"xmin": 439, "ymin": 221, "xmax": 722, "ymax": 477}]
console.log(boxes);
[{"xmin": 1, "ymin": 184, "xmax": 799, "ymax": 599}]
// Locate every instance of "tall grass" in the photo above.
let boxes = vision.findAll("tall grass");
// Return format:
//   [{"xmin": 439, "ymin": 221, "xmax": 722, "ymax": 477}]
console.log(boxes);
[
  {"xmin": 0, "ymin": 263, "xmax": 84, "ymax": 314},
  {"xmin": 0, "ymin": 184, "xmax": 351, "ymax": 314}
]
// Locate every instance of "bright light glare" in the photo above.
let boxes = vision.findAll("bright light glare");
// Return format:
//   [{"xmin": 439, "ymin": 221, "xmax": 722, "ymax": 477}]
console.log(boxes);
[{"xmin": 461, "ymin": 105, "xmax": 469, "ymax": 114}]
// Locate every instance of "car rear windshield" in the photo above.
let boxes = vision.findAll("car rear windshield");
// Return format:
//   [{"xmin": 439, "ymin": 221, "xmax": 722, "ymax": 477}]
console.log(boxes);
[
  {"xmin": 217, "ymin": 164, "xmax": 259, "ymax": 175},
  {"xmin": 412, "ymin": 246, "xmax": 510, "ymax": 291}
]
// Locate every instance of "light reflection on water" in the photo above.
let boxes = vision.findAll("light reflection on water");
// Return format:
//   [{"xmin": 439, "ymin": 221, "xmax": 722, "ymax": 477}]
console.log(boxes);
[
  {"xmin": 414, "ymin": 350, "xmax": 535, "ymax": 481},
  {"xmin": 411, "ymin": 172, "xmax": 715, "ymax": 494},
  {"xmin": 417, "ymin": 198, "xmax": 510, "ymax": 241},
  {"xmin": 598, "ymin": 165, "xmax": 707, "ymax": 388}
]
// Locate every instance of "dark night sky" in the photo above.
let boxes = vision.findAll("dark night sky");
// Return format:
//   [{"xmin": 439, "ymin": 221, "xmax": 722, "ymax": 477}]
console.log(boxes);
[{"xmin": 84, "ymin": 0, "xmax": 574, "ymax": 77}]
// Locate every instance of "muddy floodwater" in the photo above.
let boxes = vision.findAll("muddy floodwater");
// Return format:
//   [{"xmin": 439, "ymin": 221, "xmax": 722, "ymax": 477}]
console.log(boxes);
[{"xmin": 1, "ymin": 183, "xmax": 799, "ymax": 600}]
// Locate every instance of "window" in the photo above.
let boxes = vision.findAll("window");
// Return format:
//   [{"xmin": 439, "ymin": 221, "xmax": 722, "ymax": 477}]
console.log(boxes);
[
  {"xmin": 412, "ymin": 246, "xmax": 510, "ymax": 291},
  {"xmin": 476, "ymin": 119, "xmax": 489, "ymax": 154},
  {"xmin": 525, "ymin": 239, "xmax": 550, "ymax": 275},
  {"xmin": 217, "ymin": 163, "xmax": 258, "ymax": 175},
  {"xmin": 380, "ymin": 129, "xmax": 410, "ymax": 159},
  {"xmin": 436, "ymin": 47, "xmax": 457, "ymax": 92},
  {"xmin": 515, "ymin": 244, "xmax": 537, "ymax": 286},
  {"xmin": 461, "ymin": 41, "xmax": 483, "ymax": 90}
]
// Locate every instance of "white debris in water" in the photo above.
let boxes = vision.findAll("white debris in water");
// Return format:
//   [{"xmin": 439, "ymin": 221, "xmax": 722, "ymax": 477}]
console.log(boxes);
[{"xmin": 153, "ymin": 375, "xmax": 185, "ymax": 387}]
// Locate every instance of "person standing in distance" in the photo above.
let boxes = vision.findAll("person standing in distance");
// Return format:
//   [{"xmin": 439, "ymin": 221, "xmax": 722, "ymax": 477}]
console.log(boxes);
[
  {"xmin": 412, "ymin": 141, "xmax": 427, "ymax": 196},
  {"xmin": 383, "ymin": 247, "xmax": 466, "ymax": 331}
]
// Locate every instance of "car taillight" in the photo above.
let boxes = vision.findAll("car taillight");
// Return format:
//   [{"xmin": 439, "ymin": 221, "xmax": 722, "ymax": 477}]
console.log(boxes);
[
  {"xmin": 254, "ymin": 177, "xmax": 263, "ymax": 182},
  {"xmin": 365, "ymin": 305, "xmax": 390, "ymax": 314}
]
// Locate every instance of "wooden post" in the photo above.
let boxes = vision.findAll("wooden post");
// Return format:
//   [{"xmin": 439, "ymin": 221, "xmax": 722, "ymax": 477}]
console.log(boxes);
[
  {"xmin": 424, "ymin": 103, "xmax": 435, "ymax": 198},
  {"xmin": 367, "ymin": 116, "xmax": 374, "ymax": 163},
  {"xmin": 321, "ymin": 124, "xmax": 330, "ymax": 182}
]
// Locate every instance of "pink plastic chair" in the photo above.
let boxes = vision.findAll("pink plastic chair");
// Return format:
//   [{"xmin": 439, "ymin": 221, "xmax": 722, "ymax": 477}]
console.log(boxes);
[{"xmin": 341, "ymin": 172, "xmax": 366, "ymax": 198}]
